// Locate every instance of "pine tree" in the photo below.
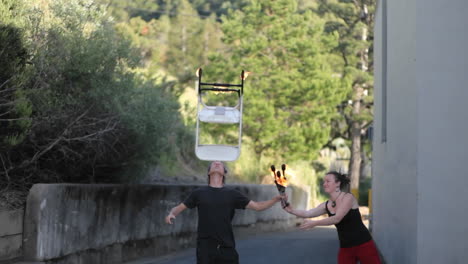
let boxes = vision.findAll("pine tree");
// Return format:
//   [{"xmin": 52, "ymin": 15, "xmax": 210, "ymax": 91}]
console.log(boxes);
[
  {"xmin": 96, "ymin": 0, "xmax": 159, "ymax": 21},
  {"xmin": 164, "ymin": 0, "xmax": 206, "ymax": 91},
  {"xmin": 204, "ymin": 0, "xmax": 347, "ymax": 161},
  {"xmin": 317, "ymin": 0, "xmax": 376, "ymax": 194}
]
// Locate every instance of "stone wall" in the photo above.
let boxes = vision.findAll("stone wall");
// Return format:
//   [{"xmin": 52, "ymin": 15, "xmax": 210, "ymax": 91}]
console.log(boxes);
[
  {"xmin": 23, "ymin": 183, "xmax": 308, "ymax": 263},
  {"xmin": 0, "ymin": 209, "xmax": 24, "ymax": 262}
]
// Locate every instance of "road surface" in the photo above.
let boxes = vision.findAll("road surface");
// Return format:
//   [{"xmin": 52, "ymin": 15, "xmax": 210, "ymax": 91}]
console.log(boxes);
[{"xmin": 126, "ymin": 227, "xmax": 339, "ymax": 264}]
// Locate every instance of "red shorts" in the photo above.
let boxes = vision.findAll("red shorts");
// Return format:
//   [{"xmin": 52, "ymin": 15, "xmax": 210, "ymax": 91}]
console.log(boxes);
[{"xmin": 338, "ymin": 240, "xmax": 381, "ymax": 264}]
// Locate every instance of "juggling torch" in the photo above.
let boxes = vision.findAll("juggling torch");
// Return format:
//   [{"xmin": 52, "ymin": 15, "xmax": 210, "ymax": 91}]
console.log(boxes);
[{"xmin": 271, "ymin": 164, "xmax": 290, "ymax": 208}]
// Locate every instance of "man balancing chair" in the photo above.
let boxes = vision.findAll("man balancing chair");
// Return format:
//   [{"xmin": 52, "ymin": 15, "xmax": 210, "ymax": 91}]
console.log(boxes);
[{"xmin": 195, "ymin": 68, "xmax": 247, "ymax": 161}]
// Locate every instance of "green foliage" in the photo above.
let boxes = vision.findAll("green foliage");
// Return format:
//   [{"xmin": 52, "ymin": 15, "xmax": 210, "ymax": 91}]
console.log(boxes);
[
  {"xmin": 190, "ymin": 0, "xmax": 251, "ymax": 17},
  {"xmin": 286, "ymin": 160, "xmax": 321, "ymax": 205},
  {"xmin": 318, "ymin": 0, "xmax": 375, "ymax": 130},
  {"xmin": 358, "ymin": 176, "xmax": 372, "ymax": 206},
  {"xmin": 0, "ymin": 0, "xmax": 189, "ymax": 192},
  {"xmin": 1, "ymin": 0, "xmax": 375, "ymax": 212},
  {"xmin": 227, "ymin": 143, "xmax": 267, "ymax": 183},
  {"xmin": 316, "ymin": 0, "xmax": 376, "ymax": 191},
  {"xmin": 0, "ymin": 24, "xmax": 31, "ymax": 147},
  {"xmin": 0, "ymin": 0, "xmax": 27, "ymax": 27},
  {"xmin": 204, "ymin": 0, "xmax": 347, "ymax": 161},
  {"xmin": 164, "ymin": 0, "xmax": 204, "ymax": 86},
  {"xmin": 96, "ymin": 0, "xmax": 159, "ymax": 21},
  {"xmin": 108, "ymin": 0, "xmax": 225, "ymax": 94},
  {"xmin": 118, "ymin": 79, "xmax": 182, "ymax": 168}
]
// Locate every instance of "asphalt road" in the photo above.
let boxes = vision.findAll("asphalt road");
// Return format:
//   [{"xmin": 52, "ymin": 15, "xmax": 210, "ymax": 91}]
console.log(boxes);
[{"xmin": 126, "ymin": 227, "xmax": 339, "ymax": 264}]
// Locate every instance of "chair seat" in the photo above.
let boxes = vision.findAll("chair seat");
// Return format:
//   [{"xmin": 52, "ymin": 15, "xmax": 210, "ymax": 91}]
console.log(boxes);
[
  {"xmin": 198, "ymin": 106, "xmax": 240, "ymax": 124},
  {"xmin": 195, "ymin": 145, "xmax": 240, "ymax": 161}
]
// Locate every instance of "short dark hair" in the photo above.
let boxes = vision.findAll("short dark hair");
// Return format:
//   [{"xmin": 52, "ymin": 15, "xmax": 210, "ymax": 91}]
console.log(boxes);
[
  {"xmin": 326, "ymin": 171, "xmax": 350, "ymax": 191},
  {"xmin": 207, "ymin": 162, "xmax": 227, "ymax": 184}
]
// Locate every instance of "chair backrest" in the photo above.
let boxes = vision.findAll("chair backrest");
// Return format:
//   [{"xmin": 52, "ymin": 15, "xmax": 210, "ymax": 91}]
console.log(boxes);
[{"xmin": 194, "ymin": 68, "xmax": 246, "ymax": 161}]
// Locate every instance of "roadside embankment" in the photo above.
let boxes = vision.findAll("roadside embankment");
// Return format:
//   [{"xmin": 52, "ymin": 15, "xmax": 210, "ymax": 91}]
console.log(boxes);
[{"xmin": 22, "ymin": 183, "xmax": 309, "ymax": 263}]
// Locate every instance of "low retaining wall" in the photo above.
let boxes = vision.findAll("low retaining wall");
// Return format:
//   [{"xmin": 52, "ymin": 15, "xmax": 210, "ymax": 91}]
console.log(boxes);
[
  {"xmin": 0, "ymin": 209, "xmax": 24, "ymax": 262},
  {"xmin": 24, "ymin": 183, "xmax": 309, "ymax": 263}
]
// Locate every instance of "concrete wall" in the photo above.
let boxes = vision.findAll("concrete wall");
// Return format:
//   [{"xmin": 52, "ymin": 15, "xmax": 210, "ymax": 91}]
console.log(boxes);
[
  {"xmin": 23, "ymin": 183, "xmax": 308, "ymax": 263},
  {"xmin": 372, "ymin": 0, "xmax": 418, "ymax": 263},
  {"xmin": 0, "ymin": 209, "xmax": 24, "ymax": 262},
  {"xmin": 416, "ymin": 1, "xmax": 468, "ymax": 263},
  {"xmin": 373, "ymin": 0, "xmax": 468, "ymax": 263}
]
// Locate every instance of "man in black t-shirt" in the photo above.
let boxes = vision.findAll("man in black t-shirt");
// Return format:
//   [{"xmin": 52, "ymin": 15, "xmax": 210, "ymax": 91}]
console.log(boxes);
[{"xmin": 165, "ymin": 161, "xmax": 282, "ymax": 264}]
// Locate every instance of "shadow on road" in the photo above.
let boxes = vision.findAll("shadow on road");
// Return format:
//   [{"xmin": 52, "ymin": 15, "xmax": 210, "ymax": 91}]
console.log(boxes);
[{"xmin": 125, "ymin": 227, "xmax": 339, "ymax": 264}]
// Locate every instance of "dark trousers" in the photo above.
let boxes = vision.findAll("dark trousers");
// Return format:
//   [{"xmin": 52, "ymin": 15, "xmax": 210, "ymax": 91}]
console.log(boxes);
[{"xmin": 196, "ymin": 239, "xmax": 239, "ymax": 264}]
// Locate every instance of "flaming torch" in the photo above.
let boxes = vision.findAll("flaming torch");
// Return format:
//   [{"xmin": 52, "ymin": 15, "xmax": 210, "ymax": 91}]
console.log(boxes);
[{"xmin": 271, "ymin": 164, "xmax": 290, "ymax": 208}]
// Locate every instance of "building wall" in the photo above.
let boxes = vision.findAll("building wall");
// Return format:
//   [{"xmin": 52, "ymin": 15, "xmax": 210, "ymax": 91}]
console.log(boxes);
[
  {"xmin": 416, "ymin": 0, "xmax": 468, "ymax": 263},
  {"xmin": 372, "ymin": 0, "xmax": 418, "ymax": 263},
  {"xmin": 373, "ymin": 0, "xmax": 468, "ymax": 263}
]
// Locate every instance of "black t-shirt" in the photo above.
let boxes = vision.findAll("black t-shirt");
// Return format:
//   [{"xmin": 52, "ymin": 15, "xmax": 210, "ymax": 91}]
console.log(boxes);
[{"xmin": 183, "ymin": 186, "xmax": 251, "ymax": 248}]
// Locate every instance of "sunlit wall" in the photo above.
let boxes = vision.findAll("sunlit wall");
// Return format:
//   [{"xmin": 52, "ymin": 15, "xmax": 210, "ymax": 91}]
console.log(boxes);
[{"xmin": 372, "ymin": 0, "xmax": 468, "ymax": 263}]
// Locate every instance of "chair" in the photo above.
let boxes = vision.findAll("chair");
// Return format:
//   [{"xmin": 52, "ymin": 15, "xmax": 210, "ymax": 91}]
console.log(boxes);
[{"xmin": 195, "ymin": 68, "xmax": 246, "ymax": 161}]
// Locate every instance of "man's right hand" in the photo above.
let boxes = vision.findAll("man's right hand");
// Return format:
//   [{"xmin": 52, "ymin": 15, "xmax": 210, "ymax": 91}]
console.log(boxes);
[
  {"xmin": 164, "ymin": 203, "xmax": 188, "ymax": 224},
  {"xmin": 165, "ymin": 213, "xmax": 176, "ymax": 224}
]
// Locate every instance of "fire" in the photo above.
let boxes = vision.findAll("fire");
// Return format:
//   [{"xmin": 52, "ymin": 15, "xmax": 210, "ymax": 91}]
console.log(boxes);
[
  {"xmin": 270, "ymin": 164, "xmax": 290, "ymax": 208},
  {"xmin": 271, "ymin": 164, "xmax": 288, "ymax": 187},
  {"xmin": 242, "ymin": 71, "xmax": 251, "ymax": 80},
  {"xmin": 275, "ymin": 171, "xmax": 288, "ymax": 187}
]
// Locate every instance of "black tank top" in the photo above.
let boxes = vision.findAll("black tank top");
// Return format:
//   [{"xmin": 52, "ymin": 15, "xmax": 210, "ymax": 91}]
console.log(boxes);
[{"xmin": 325, "ymin": 200, "xmax": 372, "ymax": 248}]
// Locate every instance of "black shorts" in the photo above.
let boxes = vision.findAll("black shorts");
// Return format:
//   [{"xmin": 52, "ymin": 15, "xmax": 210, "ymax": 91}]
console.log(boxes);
[{"xmin": 196, "ymin": 239, "xmax": 239, "ymax": 264}]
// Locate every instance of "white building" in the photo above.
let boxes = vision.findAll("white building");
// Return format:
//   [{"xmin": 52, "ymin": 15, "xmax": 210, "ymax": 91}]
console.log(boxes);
[{"xmin": 372, "ymin": 0, "xmax": 468, "ymax": 263}]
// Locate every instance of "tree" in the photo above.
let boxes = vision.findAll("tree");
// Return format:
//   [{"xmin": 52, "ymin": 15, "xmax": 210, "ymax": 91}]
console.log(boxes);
[
  {"xmin": 0, "ymin": 1, "xmax": 32, "ymax": 199},
  {"xmin": 0, "ymin": 0, "xmax": 185, "ymax": 197},
  {"xmin": 0, "ymin": 25, "xmax": 30, "ymax": 148},
  {"xmin": 204, "ymin": 0, "xmax": 347, "ymax": 161},
  {"xmin": 317, "ymin": 0, "xmax": 376, "ymax": 193},
  {"xmin": 164, "ymin": 0, "xmax": 210, "ymax": 90},
  {"xmin": 189, "ymin": 0, "xmax": 250, "ymax": 18},
  {"xmin": 96, "ymin": 0, "xmax": 160, "ymax": 21}
]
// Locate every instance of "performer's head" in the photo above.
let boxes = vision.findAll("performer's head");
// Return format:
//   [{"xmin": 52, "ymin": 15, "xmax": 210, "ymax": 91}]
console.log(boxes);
[
  {"xmin": 323, "ymin": 171, "xmax": 350, "ymax": 193},
  {"xmin": 207, "ymin": 161, "xmax": 227, "ymax": 184}
]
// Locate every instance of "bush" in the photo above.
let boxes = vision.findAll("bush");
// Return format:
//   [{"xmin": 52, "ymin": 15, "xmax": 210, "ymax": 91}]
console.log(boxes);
[
  {"xmin": 0, "ymin": 0, "xmax": 193, "ymax": 208},
  {"xmin": 0, "ymin": 24, "xmax": 31, "ymax": 196},
  {"xmin": 0, "ymin": 24, "xmax": 30, "ymax": 147}
]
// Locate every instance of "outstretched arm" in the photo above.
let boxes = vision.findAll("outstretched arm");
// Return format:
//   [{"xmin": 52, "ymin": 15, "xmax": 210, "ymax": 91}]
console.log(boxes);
[
  {"xmin": 246, "ymin": 195, "xmax": 282, "ymax": 211},
  {"xmin": 284, "ymin": 202, "xmax": 327, "ymax": 218},
  {"xmin": 165, "ymin": 203, "xmax": 188, "ymax": 224},
  {"xmin": 299, "ymin": 193, "xmax": 354, "ymax": 229}
]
